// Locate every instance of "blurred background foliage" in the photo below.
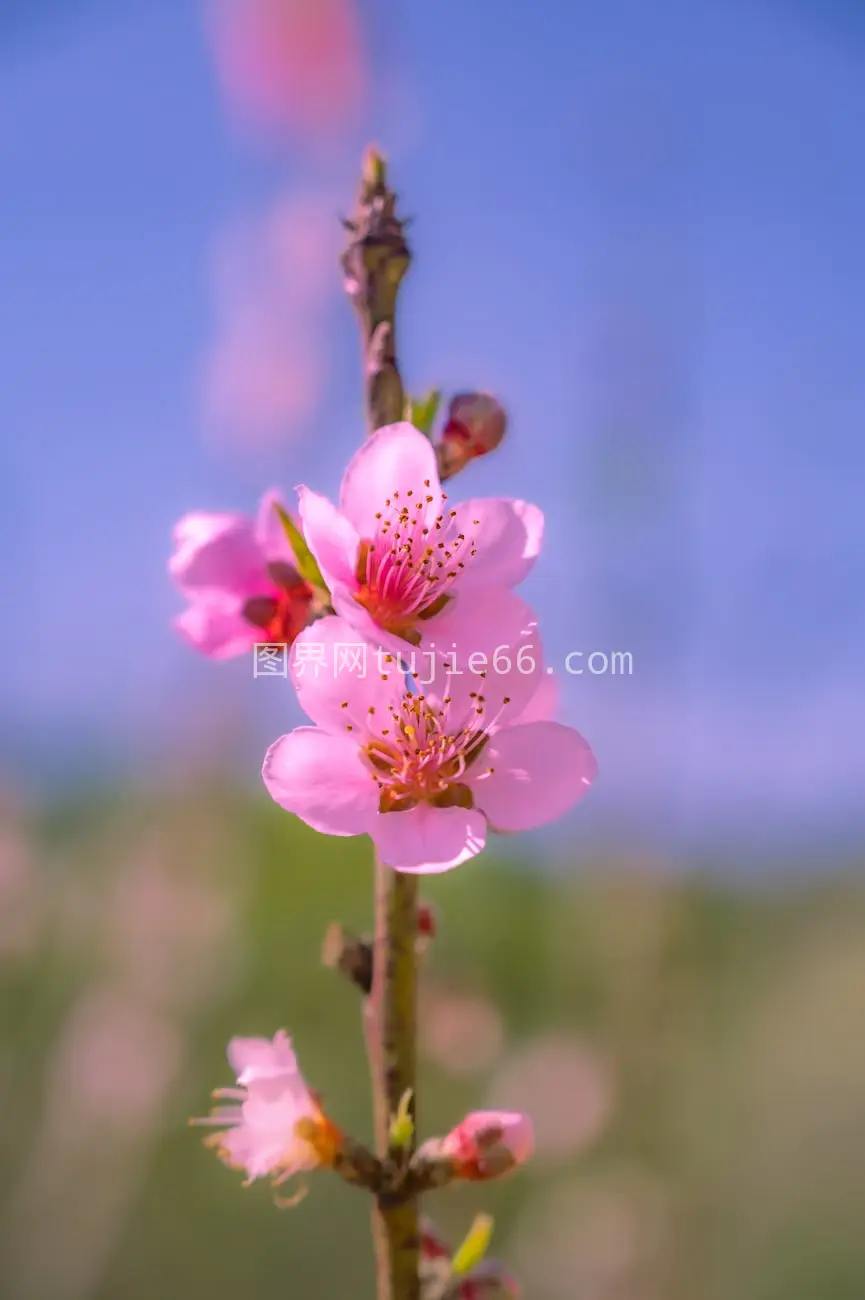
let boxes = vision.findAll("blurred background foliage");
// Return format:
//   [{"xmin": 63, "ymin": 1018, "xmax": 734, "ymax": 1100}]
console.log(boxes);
[{"xmin": 3, "ymin": 786, "xmax": 865, "ymax": 1299}]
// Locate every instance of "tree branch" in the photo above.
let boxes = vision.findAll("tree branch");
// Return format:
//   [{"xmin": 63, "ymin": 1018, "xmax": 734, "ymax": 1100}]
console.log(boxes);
[{"xmin": 342, "ymin": 146, "xmax": 420, "ymax": 1300}]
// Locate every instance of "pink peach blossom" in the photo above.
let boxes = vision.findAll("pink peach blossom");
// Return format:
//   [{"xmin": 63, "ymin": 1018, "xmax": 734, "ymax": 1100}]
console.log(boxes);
[
  {"xmin": 170, "ymin": 490, "xmax": 315, "ymax": 658},
  {"xmin": 439, "ymin": 1110, "xmax": 535, "ymax": 1180},
  {"xmin": 201, "ymin": 192, "xmax": 340, "ymax": 450},
  {"xmin": 298, "ymin": 422, "xmax": 544, "ymax": 657},
  {"xmin": 191, "ymin": 1030, "xmax": 340, "ymax": 1185},
  {"xmin": 205, "ymin": 0, "xmax": 367, "ymax": 143},
  {"xmin": 261, "ymin": 610, "xmax": 596, "ymax": 873}
]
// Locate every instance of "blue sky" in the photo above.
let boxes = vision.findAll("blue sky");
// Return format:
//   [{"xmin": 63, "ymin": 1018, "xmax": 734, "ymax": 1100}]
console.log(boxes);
[{"xmin": 1, "ymin": 0, "xmax": 863, "ymax": 859}]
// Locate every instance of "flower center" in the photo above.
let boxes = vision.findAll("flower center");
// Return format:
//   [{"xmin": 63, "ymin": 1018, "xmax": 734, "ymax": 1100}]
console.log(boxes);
[
  {"xmin": 339, "ymin": 687, "xmax": 503, "ymax": 814},
  {"xmin": 242, "ymin": 561, "xmax": 314, "ymax": 645},
  {"xmin": 353, "ymin": 482, "xmax": 478, "ymax": 642}
]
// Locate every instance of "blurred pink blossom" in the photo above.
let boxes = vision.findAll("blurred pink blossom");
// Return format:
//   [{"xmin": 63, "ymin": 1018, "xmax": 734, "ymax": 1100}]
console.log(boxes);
[
  {"xmin": 52, "ymin": 987, "xmax": 184, "ymax": 1131},
  {"xmin": 0, "ymin": 988, "xmax": 184, "ymax": 1300},
  {"xmin": 510, "ymin": 1175, "xmax": 672, "ymax": 1300},
  {"xmin": 170, "ymin": 488, "xmax": 316, "ymax": 657},
  {"xmin": 201, "ymin": 193, "xmax": 341, "ymax": 449},
  {"xmin": 106, "ymin": 852, "xmax": 235, "ymax": 1009},
  {"xmin": 204, "ymin": 0, "xmax": 367, "ymax": 144},
  {"xmin": 419, "ymin": 985, "xmax": 505, "ymax": 1076},
  {"xmin": 487, "ymin": 1034, "xmax": 615, "ymax": 1162}
]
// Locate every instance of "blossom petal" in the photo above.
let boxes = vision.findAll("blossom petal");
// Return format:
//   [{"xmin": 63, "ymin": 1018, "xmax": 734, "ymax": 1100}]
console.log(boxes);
[
  {"xmin": 243, "ymin": 1072, "xmax": 313, "ymax": 1126},
  {"xmin": 422, "ymin": 590, "xmax": 544, "ymax": 727},
  {"xmin": 297, "ymin": 485, "xmax": 360, "ymax": 589},
  {"xmin": 511, "ymin": 671, "xmax": 559, "ymax": 725},
  {"xmin": 174, "ymin": 601, "xmax": 255, "ymax": 659},
  {"xmin": 170, "ymin": 512, "xmax": 265, "ymax": 597},
  {"xmin": 262, "ymin": 727, "xmax": 378, "ymax": 836},
  {"xmin": 451, "ymin": 498, "xmax": 544, "ymax": 592},
  {"xmin": 289, "ymin": 616, "xmax": 405, "ymax": 732},
  {"xmin": 254, "ymin": 488, "xmax": 294, "ymax": 564},
  {"xmin": 228, "ymin": 1030, "xmax": 297, "ymax": 1084},
  {"xmin": 373, "ymin": 804, "xmax": 487, "ymax": 873},
  {"xmin": 215, "ymin": 1123, "xmax": 286, "ymax": 1180},
  {"xmin": 468, "ymin": 722, "xmax": 597, "ymax": 832},
  {"xmin": 340, "ymin": 423, "xmax": 442, "ymax": 536}
]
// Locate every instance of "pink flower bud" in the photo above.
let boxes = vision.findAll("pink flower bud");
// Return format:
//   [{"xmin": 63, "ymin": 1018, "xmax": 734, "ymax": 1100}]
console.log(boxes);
[
  {"xmin": 442, "ymin": 392, "xmax": 507, "ymax": 460},
  {"xmin": 441, "ymin": 1109, "xmax": 534, "ymax": 1181}
]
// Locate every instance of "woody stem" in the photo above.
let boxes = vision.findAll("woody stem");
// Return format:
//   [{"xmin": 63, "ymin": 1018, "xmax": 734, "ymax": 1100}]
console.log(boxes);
[{"xmin": 342, "ymin": 147, "xmax": 420, "ymax": 1300}]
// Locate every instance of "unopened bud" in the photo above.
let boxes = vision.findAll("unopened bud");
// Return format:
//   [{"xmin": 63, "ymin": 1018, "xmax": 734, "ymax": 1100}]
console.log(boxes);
[
  {"xmin": 441, "ymin": 392, "xmax": 506, "ymax": 464},
  {"xmin": 439, "ymin": 1110, "xmax": 534, "ymax": 1182}
]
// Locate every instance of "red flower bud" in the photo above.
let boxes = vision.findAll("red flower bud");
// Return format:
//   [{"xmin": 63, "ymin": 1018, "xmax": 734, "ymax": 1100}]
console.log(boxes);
[
  {"xmin": 441, "ymin": 392, "xmax": 507, "ymax": 464},
  {"xmin": 440, "ymin": 1110, "xmax": 534, "ymax": 1182}
]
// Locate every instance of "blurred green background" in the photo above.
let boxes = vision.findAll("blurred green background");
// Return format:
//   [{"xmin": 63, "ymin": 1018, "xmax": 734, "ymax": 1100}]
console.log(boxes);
[{"xmin": 3, "ymin": 784, "xmax": 865, "ymax": 1299}]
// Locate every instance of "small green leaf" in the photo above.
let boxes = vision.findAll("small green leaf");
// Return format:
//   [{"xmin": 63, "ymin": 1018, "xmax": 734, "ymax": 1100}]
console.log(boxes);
[
  {"xmin": 451, "ymin": 1214, "xmax": 495, "ymax": 1277},
  {"xmin": 388, "ymin": 1088, "xmax": 415, "ymax": 1150},
  {"xmin": 405, "ymin": 389, "xmax": 442, "ymax": 438},
  {"xmin": 274, "ymin": 503, "xmax": 326, "ymax": 591}
]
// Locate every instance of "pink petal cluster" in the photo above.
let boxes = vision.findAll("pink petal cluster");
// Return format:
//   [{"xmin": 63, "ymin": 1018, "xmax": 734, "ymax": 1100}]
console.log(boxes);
[
  {"xmin": 262, "ymin": 610, "xmax": 596, "ymax": 873},
  {"xmin": 170, "ymin": 490, "xmax": 315, "ymax": 658},
  {"xmin": 298, "ymin": 422, "xmax": 543, "ymax": 656},
  {"xmin": 191, "ymin": 1030, "xmax": 339, "ymax": 1185},
  {"xmin": 439, "ymin": 1110, "xmax": 535, "ymax": 1181}
]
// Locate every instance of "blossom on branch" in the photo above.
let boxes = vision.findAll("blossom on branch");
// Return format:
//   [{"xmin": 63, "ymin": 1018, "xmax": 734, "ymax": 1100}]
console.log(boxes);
[
  {"xmin": 261, "ymin": 612, "xmax": 596, "ymax": 873},
  {"xmin": 204, "ymin": 0, "xmax": 367, "ymax": 144},
  {"xmin": 190, "ymin": 1030, "xmax": 341, "ymax": 1192},
  {"xmin": 297, "ymin": 423, "xmax": 543, "ymax": 657},
  {"xmin": 170, "ymin": 490, "xmax": 316, "ymax": 657}
]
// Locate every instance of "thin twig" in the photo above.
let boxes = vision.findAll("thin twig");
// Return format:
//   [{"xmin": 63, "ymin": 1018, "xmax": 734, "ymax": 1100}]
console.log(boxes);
[{"xmin": 342, "ymin": 146, "xmax": 420, "ymax": 1300}]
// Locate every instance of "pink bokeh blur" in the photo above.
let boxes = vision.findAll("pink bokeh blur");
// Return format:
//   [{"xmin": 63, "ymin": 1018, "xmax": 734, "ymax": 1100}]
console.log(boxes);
[
  {"xmin": 203, "ymin": 0, "xmax": 367, "ymax": 144},
  {"xmin": 200, "ymin": 191, "xmax": 343, "ymax": 449}
]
